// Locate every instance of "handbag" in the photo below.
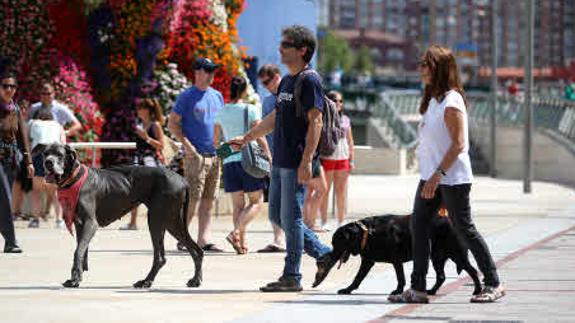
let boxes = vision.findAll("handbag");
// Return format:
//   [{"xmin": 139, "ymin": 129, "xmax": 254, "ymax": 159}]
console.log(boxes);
[{"xmin": 240, "ymin": 105, "xmax": 270, "ymax": 179}]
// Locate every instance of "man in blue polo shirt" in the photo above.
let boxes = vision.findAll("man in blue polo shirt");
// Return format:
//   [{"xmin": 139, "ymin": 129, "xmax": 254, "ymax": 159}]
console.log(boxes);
[{"xmin": 168, "ymin": 57, "xmax": 224, "ymax": 252}]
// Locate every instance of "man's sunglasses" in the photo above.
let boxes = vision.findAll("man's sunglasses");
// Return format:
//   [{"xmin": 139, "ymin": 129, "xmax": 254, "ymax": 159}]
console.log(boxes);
[
  {"xmin": 260, "ymin": 77, "xmax": 273, "ymax": 86},
  {"xmin": 1, "ymin": 84, "xmax": 17, "ymax": 90},
  {"xmin": 280, "ymin": 40, "xmax": 298, "ymax": 49}
]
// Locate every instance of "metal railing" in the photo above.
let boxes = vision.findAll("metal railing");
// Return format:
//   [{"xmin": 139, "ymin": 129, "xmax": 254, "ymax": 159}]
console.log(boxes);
[
  {"xmin": 69, "ymin": 142, "xmax": 136, "ymax": 167},
  {"xmin": 377, "ymin": 90, "xmax": 575, "ymax": 148}
]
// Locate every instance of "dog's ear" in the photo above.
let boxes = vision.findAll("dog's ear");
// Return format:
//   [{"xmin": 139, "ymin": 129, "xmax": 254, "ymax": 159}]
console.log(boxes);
[
  {"xmin": 64, "ymin": 144, "xmax": 78, "ymax": 167},
  {"xmin": 348, "ymin": 225, "xmax": 363, "ymax": 256}
]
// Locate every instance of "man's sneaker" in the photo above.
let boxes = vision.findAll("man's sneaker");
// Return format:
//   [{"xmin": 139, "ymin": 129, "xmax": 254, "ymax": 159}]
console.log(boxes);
[
  {"xmin": 260, "ymin": 276, "xmax": 303, "ymax": 292},
  {"xmin": 4, "ymin": 245, "xmax": 22, "ymax": 253},
  {"xmin": 28, "ymin": 218, "xmax": 40, "ymax": 228},
  {"xmin": 312, "ymin": 252, "xmax": 336, "ymax": 288}
]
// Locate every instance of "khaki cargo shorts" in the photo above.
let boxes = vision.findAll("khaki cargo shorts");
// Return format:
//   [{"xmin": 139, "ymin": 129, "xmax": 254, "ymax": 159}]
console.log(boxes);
[{"xmin": 183, "ymin": 152, "xmax": 220, "ymax": 200}]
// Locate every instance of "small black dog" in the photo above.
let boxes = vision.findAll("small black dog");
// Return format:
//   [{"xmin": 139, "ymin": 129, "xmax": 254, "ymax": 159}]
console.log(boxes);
[
  {"xmin": 43, "ymin": 144, "xmax": 203, "ymax": 289},
  {"xmin": 312, "ymin": 214, "xmax": 482, "ymax": 296}
]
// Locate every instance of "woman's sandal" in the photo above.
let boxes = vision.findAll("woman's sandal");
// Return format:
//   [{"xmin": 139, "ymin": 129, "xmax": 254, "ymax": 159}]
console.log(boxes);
[
  {"xmin": 226, "ymin": 231, "xmax": 244, "ymax": 254},
  {"xmin": 470, "ymin": 285, "xmax": 506, "ymax": 303}
]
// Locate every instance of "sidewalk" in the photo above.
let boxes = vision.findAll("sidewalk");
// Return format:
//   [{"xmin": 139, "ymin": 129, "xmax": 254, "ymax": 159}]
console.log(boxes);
[
  {"xmin": 375, "ymin": 225, "xmax": 575, "ymax": 323},
  {"xmin": 1, "ymin": 175, "xmax": 574, "ymax": 322}
]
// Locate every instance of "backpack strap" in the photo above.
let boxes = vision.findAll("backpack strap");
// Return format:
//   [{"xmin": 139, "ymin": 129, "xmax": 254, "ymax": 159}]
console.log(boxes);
[
  {"xmin": 243, "ymin": 104, "xmax": 249, "ymax": 133},
  {"xmin": 294, "ymin": 69, "xmax": 321, "ymax": 118}
]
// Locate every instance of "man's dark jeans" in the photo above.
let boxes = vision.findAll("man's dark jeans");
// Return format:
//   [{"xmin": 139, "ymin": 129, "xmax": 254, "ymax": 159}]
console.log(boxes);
[
  {"xmin": 410, "ymin": 180, "xmax": 500, "ymax": 292},
  {"xmin": 0, "ymin": 161, "xmax": 18, "ymax": 248}
]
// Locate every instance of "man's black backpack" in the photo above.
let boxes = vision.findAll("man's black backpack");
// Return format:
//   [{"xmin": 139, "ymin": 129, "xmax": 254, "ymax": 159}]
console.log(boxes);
[{"xmin": 294, "ymin": 69, "xmax": 343, "ymax": 157}]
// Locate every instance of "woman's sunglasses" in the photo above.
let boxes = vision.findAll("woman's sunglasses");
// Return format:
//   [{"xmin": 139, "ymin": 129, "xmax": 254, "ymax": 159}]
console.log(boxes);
[{"xmin": 1, "ymin": 83, "xmax": 17, "ymax": 91}]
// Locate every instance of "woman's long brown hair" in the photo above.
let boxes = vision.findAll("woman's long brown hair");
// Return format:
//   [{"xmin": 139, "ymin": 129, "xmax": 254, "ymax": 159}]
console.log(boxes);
[
  {"xmin": 418, "ymin": 45, "xmax": 466, "ymax": 115},
  {"xmin": 139, "ymin": 98, "xmax": 165, "ymax": 125}
]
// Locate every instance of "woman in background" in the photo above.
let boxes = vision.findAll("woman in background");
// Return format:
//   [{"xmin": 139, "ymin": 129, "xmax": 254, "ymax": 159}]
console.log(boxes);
[{"xmin": 120, "ymin": 98, "xmax": 165, "ymax": 230}]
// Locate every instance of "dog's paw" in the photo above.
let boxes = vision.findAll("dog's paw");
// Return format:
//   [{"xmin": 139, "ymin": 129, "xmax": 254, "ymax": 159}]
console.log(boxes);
[
  {"xmin": 62, "ymin": 279, "xmax": 80, "ymax": 288},
  {"xmin": 133, "ymin": 280, "xmax": 153, "ymax": 289},
  {"xmin": 390, "ymin": 289, "xmax": 403, "ymax": 295},
  {"xmin": 426, "ymin": 289, "xmax": 438, "ymax": 295},
  {"xmin": 187, "ymin": 277, "xmax": 201, "ymax": 288},
  {"xmin": 337, "ymin": 288, "xmax": 353, "ymax": 295}
]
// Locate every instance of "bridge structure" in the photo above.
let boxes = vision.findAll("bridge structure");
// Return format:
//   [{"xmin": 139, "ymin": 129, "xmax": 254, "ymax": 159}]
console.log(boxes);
[{"xmin": 342, "ymin": 88, "xmax": 575, "ymax": 188}]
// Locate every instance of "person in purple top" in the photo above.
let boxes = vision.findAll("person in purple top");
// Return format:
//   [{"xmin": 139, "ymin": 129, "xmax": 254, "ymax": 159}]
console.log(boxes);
[{"xmin": 168, "ymin": 58, "xmax": 225, "ymax": 253}]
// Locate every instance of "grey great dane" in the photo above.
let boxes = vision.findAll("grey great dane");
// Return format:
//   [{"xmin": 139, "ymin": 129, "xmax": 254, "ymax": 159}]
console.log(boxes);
[{"xmin": 42, "ymin": 143, "xmax": 203, "ymax": 288}]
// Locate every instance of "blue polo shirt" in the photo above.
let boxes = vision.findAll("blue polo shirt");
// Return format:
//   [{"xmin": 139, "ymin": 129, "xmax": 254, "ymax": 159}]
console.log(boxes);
[
  {"xmin": 261, "ymin": 94, "xmax": 276, "ymax": 153},
  {"xmin": 173, "ymin": 86, "xmax": 224, "ymax": 154},
  {"xmin": 273, "ymin": 68, "xmax": 324, "ymax": 169}
]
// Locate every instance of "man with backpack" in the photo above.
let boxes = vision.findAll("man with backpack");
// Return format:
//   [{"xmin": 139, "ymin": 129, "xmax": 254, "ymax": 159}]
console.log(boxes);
[{"xmin": 230, "ymin": 25, "xmax": 337, "ymax": 292}]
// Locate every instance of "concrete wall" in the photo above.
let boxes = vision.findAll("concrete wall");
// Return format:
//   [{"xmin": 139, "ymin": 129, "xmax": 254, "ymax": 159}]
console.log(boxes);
[
  {"xmin": 353, "ymin": 147, "xmax": 408, "ymax": 175},
  {"xmin": 471, "ymin": 124, "xmax": 575, "ymax": 188}
]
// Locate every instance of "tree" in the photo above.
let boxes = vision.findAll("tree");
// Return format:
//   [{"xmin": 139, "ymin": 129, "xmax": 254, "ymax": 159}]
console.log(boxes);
[
  {"xmin": 354, "ymin": 45, "xmax": 374, "ymax": 74},
  {"xmin": 318, "ymin": 31, "xmax": 354, "ymax": 74}
]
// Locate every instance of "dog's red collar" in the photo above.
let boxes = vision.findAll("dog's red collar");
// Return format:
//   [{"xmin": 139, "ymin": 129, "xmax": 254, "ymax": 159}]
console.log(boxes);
[
  {"xmin": 356, "ymin": 221, "xmax": 369, "ymax": 251},
  {"xmin": 57, "ymin": 164, "xmax": 89, "ymax": 235}
]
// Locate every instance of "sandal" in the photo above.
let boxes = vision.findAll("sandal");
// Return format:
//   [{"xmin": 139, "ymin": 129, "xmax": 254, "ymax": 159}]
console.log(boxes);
[
  {"xmin": 470, "ymin": 285, "xmax": 505, "ymax": 303},
  {"xmin": 387, "ymin": 289, "xmax": 429, "ymax": 304},
  {"xmin": 257, "ymin": 244, "xmax": 286, "ymax": 253},
  {"xmin": 201, "ymin": 243, "xmax": 224, "ymax": 253},
  {"xmin": 226, "ymin": 231, "xmax": 243, "ymax": 254}
]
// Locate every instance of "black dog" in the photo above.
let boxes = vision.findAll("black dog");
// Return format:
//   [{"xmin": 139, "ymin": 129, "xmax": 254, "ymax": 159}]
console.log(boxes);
[
  {"xmin": 43, "ymin": 144, "xmax": 203, "ymax": 289},
  {"xmin": 312, "ymin": 214, "xmax": 482, "ymax": 296}
]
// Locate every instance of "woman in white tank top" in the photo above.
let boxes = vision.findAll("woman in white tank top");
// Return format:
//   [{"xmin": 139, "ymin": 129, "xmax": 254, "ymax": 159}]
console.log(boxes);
[{"xmin": 388, "ymin": 45, "xmax": 505, "ymax": 304}]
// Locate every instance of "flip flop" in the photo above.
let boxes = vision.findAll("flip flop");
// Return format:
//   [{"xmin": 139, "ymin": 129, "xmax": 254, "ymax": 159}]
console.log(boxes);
[
  {"xmin": 257, "ymin": 244, "xmax": 286, "ymax": 253},
  {"xmin": 202, "ymin": 243, "xmax": 224, "ymax": 253}
]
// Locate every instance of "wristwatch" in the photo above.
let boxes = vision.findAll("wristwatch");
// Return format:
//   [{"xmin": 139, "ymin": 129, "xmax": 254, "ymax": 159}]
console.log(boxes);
[{"xmin": 435, "ymin": 167, "xmax": 446, "ymax": 176}]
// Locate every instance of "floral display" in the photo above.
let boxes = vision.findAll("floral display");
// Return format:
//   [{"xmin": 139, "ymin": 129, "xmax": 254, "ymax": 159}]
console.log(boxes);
[
  {"xmin": 153, "ymin": 62, "xmax": 190, "ymax": 115},
  {"xmin": 0, "ymin": 0, "xmax": 251, "ymax": 166}
]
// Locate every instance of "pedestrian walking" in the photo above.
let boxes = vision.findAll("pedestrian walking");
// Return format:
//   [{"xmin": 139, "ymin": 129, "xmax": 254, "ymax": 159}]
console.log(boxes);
[
  {"xmin": 168, "ymin": 57, "xmax": 224, "ymax": 252},
  {"xmin": 230, "ymin": 25, "xmax": 334, "ymax": 292},
  {"xmin": 120, "ymin": 98, "xmax": 166, "ymax": 230},
  {"xmin": 255, "ymin": 64, "xmax": 286, "ymax": 253},
  {"xmin": 27, "ymin": 108, "xmax": 65, "ymax": 229},
  {"xmin": 214, "ymin": 76, "xmax": 269, "ymax": 254},
  {"xmin": 388, "ymin": 45, "xmax": 505, "ymax": 304},
  {"xmin": 0, "ymin": 71, "xmax": 34, "ymax": 253},
  {"xmin": 319, "ymin": 90, "xmax": 354, "ymax": 229}
]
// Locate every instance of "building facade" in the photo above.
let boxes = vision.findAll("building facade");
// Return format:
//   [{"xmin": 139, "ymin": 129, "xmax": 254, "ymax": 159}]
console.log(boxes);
[{"xmin": 328, "ymin": 0, "xmax": 575, "ymax": 71}]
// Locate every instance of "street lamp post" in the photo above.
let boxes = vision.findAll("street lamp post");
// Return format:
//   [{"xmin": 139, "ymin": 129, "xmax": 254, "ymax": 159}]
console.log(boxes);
[
  {"xmin": 490, "ymin": 0, "xmax": 498, "ymax": 177},
  {"xmin": 524, "ymin": 0, "xmax": 534, "ymax": 193}
]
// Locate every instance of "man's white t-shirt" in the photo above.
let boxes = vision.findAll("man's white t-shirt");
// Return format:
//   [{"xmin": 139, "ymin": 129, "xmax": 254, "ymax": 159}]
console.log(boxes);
[{"xmin": 416, "ymin": 90, "xmax": 473, "ymax": 185}]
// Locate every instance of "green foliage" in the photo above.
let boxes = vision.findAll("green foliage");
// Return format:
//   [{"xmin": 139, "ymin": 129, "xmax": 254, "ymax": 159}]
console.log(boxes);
[
  {"xmin": 318, "ymin": 31, "xmax": 354, "ymax": 74},
  {"xmin": 354, "ymin": 45, "xmax": 374, "ymax": 74}
]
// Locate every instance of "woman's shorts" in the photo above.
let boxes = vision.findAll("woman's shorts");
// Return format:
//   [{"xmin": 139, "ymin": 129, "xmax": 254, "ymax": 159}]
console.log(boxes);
[
  {"xmin": 32, "ymin": 153, "xmax": 45, "ymax": 177},
  {"xmin": 321, "ymin": 158, "xmax": 350, "ymax": 171},
  {"xmin": 223, "ymin": 161, "xmax": 265, "ymax": 193}
]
